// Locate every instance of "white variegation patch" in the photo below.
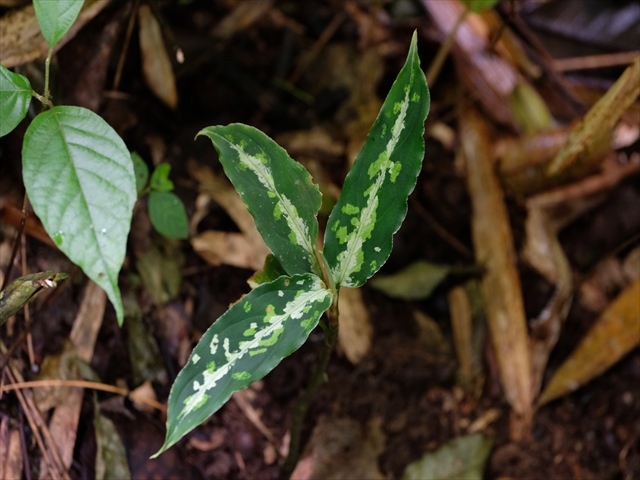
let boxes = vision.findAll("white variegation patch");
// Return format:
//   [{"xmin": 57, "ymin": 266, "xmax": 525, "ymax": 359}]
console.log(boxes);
[
  {"xmin": 178, "ymin": 277, "xmax": 331, "ymax": 421},
  {"xmin": 331, "ymin": 80, "xmax": 413, "ymax": 286},
  {"xmin": 229, "ymin": 143, "xmax": 316, "ymax": 265}
]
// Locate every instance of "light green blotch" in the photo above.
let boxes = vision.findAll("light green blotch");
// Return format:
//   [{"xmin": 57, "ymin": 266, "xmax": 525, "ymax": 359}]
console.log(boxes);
[
  {"xmin": 244, "ymin": 302, "xmax": 252, "ymax": 313},
  {"xmin": 381, "ymin": 124, "xmax": 387, "ymax": 137},
  {"xmin": 237, "ymin": 161, "xmax": 249, "ymax": 171},
  {"xmin": 224, "ymin": 134, "xmax": 234, "ymax": 142},
  {"xmin": 207, "ymin": 361, "xmax": 216, "ymax": 373},
  {"xmin": 249, "ymin": 348, "xmax": 267, "ymax": 356},
  {"xmin": 350, "ymin": 217, "xmax": 360, "ymax": 227},
  {"xmin": 369, "ymin": 260, "xmax": 377, "ymax": 272},
  {"xmin": 336, "ymin": 225, "xmax": 349, "ymax": 244},
  {"xmin": 264, "ymin": 305, "xmax": 276, "ymax": 323},
  {"xmin": 390, "ymin": 161, "xmax": 402, "ymax": 182},
  {"xmin": 288, "ymin": 230, "xmax": 298, "ymax": 244},
  {"xmin": 179, "ymin": 393, "xmax": 210, "ymax": 420},
  {"xmin": 259, "ymin": 327, "xmax": 284, "ymax": 347},
  {"xmin": 368, "ymin": 152, "xmax": 388, "ymax": 180},
  {"xmin": 274, "ymin": 203, "xmax": 283, "ymax": 220},
  {"xmin": 301, "ymin": 317, "xmax": 316, "ymax": 330},
  {"xmin": 342, "ymin": 204, "xmax": 360, "ymax": 215},
  {"xmin": 256, "ymin": 152, "xmax": 268, "ymax": 164},
  {"xmin": 243, "ymin": 326, "xmax": 256, "ymax": 337},
  {"xmin": 393, "ymin": 101, "xmax": 402, "ymax": 114},
  {"xmin": 232, "ymin": 371, "xmax": 251, "ymax": 380},
  {"xmin": 412, "ymin": 92, "xmax": 420, "ymax": 102}
]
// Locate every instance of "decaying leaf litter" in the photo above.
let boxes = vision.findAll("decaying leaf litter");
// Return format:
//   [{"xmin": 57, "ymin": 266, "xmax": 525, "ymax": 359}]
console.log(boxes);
[{"xmin": 1, "ymin": 1, "xmax": 639, "ymax": 479}]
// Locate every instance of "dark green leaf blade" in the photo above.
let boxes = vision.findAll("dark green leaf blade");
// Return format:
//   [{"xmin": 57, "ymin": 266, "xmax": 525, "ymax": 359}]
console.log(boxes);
[
  {"xmin": 22, "ymin": 106, "xmax": 137, "ymax": 325},
  {"xmin": 149, "ymin": 163, "xmax": 174, "ymax": 192},
  {"xmin": 0, "ymin": 65, "xmax": 32, "ymax": 137},
  {"xmin": 131, "ymin": 152, "xmax": 149, "ymax": 194},
  {"xmin": 148, "ymin": 191, "xmax": 188, "ymax": 239},
  {"xmin": 324, "ymin": 32, "xmax": 430, "ymax": 288},
  {"xmin": 154, "ymin": 273, "xmax": 332, "ymax": 456},
  {"xmin": 197, "ymin": 124, "xmax": 322, "ymax": 277}
]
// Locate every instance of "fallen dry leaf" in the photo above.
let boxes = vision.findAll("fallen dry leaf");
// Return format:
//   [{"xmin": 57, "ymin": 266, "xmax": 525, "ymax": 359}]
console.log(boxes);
[
  {"xmin": 461, "ymin": 105, "xmax": 533, "ymax": 425},
  {"xmin": 138, "ymin": 4, "xmax": 177, "ymax": 109},
  {"xmin": 337, "ymin": 287, "xmax": 372, "ymax": 365},
  {"xmin": 538, "ymin": 280, "xmax": 640, "ymax": 406},
  {"xmin": 192, "ymin": 230, "xmax": 268, "ymax": 271}
]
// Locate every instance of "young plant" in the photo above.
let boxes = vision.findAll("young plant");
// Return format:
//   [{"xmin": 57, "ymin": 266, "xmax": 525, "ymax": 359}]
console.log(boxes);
[
  {"xmin": 154, "ymin": 32, "xmax": 430, "ymax": 458},
  {"xmin": 0, "ymin": 0, "xmax": 137, "ymax": 324},
  {"xmin": 131, "ymin": 153, "xmax": 189, "ymax": 240}
]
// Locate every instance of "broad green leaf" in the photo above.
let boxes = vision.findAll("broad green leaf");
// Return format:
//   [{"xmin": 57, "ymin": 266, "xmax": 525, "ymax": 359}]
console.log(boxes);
[
  {"xmin": 198, "ymin": 124, "xmax": 322, "ymax": 277},
  {"xmin": 148, "ymin": 191, "xmax": 188, "ymax": 239},
  {"xmin": 155, "ymin": 273, "xmax": 332, "ymax": 456},
  {"xmin": 324, "ymin": 32, "xmax": 429, "ymax": 288},
  {"xmin": 94, "ymin": 396, "xmax": 131, "ymax": 480},
  {"xmin": 22, "ymin": 106, "xmax": 136, "ymax": 325},
  {"xmin": 131, "ymin": 152, "xmax": 149, "ymax": 194},
  {"xmin": 461, "ymin": 0, "xmax": 499, "ymax": 12},
  {"xmin": 0, "ymin": 65, "xmax": 32, "ymax": 137},
  {"xmin": 33, "ymin": 0, "xmax": 84, "ymax": 48},
  {"xmin": 0, "ymin": 271, "xmax": 68, "ymax": 326},
  {"xmin": 369, "ymin": 261, "xmax": 450, "ymax": 300},
  {"xmin": 149, "ymin": 163, "xmax": 174, "ymax": 192},
  {"xmin": 402, "ymin": 434, "xmax": 493, "ymax": 480}
]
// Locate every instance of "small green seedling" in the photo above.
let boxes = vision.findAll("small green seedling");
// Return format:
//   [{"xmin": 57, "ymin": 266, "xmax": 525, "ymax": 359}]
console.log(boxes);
[
  {"xmin": 154, "ymin": 32, "xmax": 430, "ymax": 458},
  {"xmin": 131, "ymin": 154, "xmax": 188, "ymax": 239},
  {"xmin": 0, "ymin": 0, "xmax": 136, "ymax": 325}
]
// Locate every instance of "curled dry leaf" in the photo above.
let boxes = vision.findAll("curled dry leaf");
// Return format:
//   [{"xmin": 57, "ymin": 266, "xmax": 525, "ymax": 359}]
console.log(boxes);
[
  {"xmin": 460, "ymin": 105, "xmax": 532, "ymax": 424},
  {"xmin": 191, "ymin": 230, "xmax": 268, "ymax": 271},
  {"xmin": 538, "ymin": 280, "xmax": 640, "ymax": 406},
  {"xmin": 138, "ymin": 4, "xmax": 177, "ymax": 109}
]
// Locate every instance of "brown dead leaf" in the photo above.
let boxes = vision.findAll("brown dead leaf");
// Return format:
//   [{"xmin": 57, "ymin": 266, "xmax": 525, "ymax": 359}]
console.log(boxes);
[
  {"xmin": 461, "ymin": 105, "xmax": 533, "ymax": 424},
  {"xmin": 39, "ymin": 281, "xmax": 106, "ymax": 478},
  {"xmin": 0, "ymin": 0, "xmax": 109, "ymax": 68},
  {"xmin": 192, "ymin": 230, "xmax": 268, "ymax": 271},
  {"xmin": 138, "ymin": 4, "xmax": 177, "ymax": 109},
  {"xmin": 212, "ymin": 0, "xmax": 273, "ymax": 40},
  {"xmin": 291, "ymin": 415, "xmax": 385, "ymax": 480},
  {"xmin": 337, "ymin": 287, "xmax": 372, "ymax": 365},
  {"xmin": 538, "ymin": 280, "xmax": 640, "ymax": 406}
]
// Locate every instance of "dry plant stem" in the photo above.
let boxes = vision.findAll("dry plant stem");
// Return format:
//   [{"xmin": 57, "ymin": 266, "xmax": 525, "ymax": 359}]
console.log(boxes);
[
  {"xmin": 426, "ymin": 7, "xmax": 469, "ymax": 87},
  {"xmin": 284, "ymin": 301, "xmax": 339, "ymax": 473},
  {"xmin": 1, "ymin": 194, "xmax": 29, "ymax": 291}
]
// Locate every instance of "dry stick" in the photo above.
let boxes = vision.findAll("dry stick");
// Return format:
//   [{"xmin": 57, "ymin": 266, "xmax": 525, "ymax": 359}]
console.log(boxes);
[
  {"xmin": 19, "ymin": 235, "xmax": 35, "ymax": 367},
  {"xmin": 0, "ymin": 350, "xmax": 68, "ymax": 480},
  {"xmin": 284, "ymin": 302, "xmax": 339, "ymax": 473},
  {"xmin": 1, "ymin": 195, "xmax": 28, "ymax": 291},
  {"xmin": 112, "ymin": 0, "xmax": 139, "ymax": 90},
  {"xmin": 2, "ymin": 380, "xmax": 166, "ymax": 413},
  {"xmin": 425, "ymin": 7, "xmax": 469, "ymax": 87}
]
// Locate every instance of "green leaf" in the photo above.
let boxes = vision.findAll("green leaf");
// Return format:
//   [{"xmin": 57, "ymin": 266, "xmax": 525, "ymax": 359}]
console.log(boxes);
[
  {"xmin": 154, "ymin": 273, "xmax": 332, "ymax": 456},
  {"xmin": 324, "ymin": 31, "xmax": 429, "ymax": 288},
  {"xmin": 22, "ymin": 106, "xmax": 137, "ymax": 325},
  {"xmin": 247, "ymin": 254, "xmax": 287, "ymax": 288},
  {"xmin": 0, "ymin": 65, "xmax": 32, "ymax": 137},
  {"xmin": 198, "ymin": 124, "xmax": 323, "ymax": 277},
  {"xmin": 148, "ymin": 191, "xmax": 188, "ymax": 239},
  {"xmin": 461, "ymin": 0, "xmax": 499, "ymax": 13},
  {"xmin": 149, "ymin": 163, "xmax": 174, "ymax": 192},
  {"xmin": 33, "ymin": 0, "xmax": 84, "ymax": 48},
  {"xmin": 94, "ymin": 396, "xmax": 131, "ymax": 480},
  {"xmin": 131, "ymin": 152, "xmax": 149, "ymax": 194},
  {"xmin": 402, "ymin": 434, "xmax": 493, "ymax": 480},
  {"xmin": 369, "ymin": 261, "xmax": 450, "ymax": 300}
]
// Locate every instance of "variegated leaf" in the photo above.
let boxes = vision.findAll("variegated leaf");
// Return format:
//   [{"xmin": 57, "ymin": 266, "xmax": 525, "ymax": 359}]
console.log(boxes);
[
  {"xmin": 197, "ymin": 124, "xmax": 322, "ymax": 277},
  {"xmin": 154, "ymin": 273, "xmax": 332, "ymax": 455},
  {"xmin": 324, "ymin": 32, "xmax": 429, "ymax": 288}
]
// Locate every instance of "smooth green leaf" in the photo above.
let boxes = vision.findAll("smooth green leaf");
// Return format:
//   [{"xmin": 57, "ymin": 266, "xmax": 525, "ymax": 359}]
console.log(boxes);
[
  {"xmin": 33, "ymin": 0, "xmax": 84, "ymax": 48},
  {"xmin": 131, "ymin": 152, "xmax": 149, "ymax": 194},
  {"xmin": 155, "ymin": 273, "xmax": 332, "ymax": 456},
  {"xmin": 149, "ymin": 163, "xmax": 174, "ymax": 192},
  {"xmin": 461, "ymin": 0, "xmax": 499, "ymax": 13},
  {"xmin": 369, "ymin": 261, "xmax": 450, "ymax": 300},
  {"xmin": 324, "ymin": 32, "xmax": 429, "ymax": 288},
  {"xmin": 402, "ymin": 434, "xmax": 493, "ymax": 480},
  {"xmin": 0, "ymin": 271, "xmax": 68, "ymax": 326},
  {"xmin": 197, "ymin": 124, "xmax": 322, "ymax": 277},
  {"xmin": 148, "ymin": 191, "xmax": 188, "ymax": 239},
  {"xmin": 22, "ymin": 106, "xmax": 136, "ymax": 325},
  {"xmin": 0, "ymin": 65, "xmax": 32, "ymax": 137}
]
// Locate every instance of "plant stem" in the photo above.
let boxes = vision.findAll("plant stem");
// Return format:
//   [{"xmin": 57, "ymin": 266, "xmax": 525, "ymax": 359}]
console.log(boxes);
[
  {"xmin": 426, "ymin": 7, "xmax": 469, "ymax": 87},
  {"xmin": 42, "ymin": 47, "xmax": 53, "ymax": 110},
  {"xmin": 283, "ymin": 299, "xmax": 339, "ymax": 473}
]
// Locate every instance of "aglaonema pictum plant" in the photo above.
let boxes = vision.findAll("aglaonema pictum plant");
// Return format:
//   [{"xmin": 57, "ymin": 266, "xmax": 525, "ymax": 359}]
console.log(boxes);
[{"xmin": 154, "ymin": 32, "xmax": 429, "ymax": 460}]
